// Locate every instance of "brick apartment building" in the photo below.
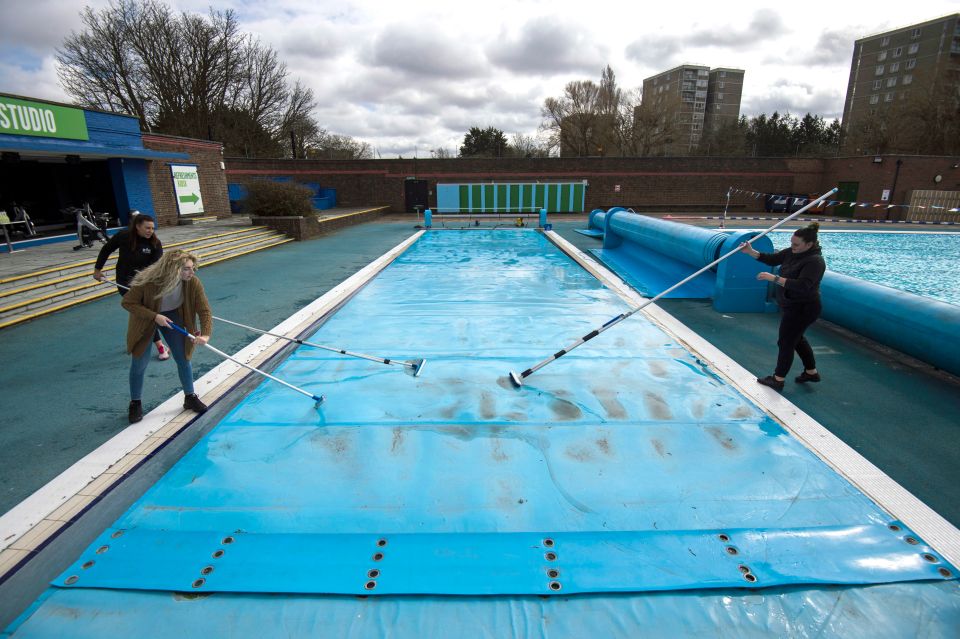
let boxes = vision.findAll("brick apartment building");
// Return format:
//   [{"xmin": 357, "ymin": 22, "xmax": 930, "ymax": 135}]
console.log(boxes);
[
  {"xmin": 841, "ymin": 13, "xmax": 960, "ymax": 151},
  {"xmin": 641, "ymin": 64, "xmax": 745, "ymax": 156}
]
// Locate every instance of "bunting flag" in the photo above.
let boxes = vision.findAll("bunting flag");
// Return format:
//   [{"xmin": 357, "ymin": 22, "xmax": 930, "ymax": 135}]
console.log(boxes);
[{"xmin": 726, "ymin": 187, "xmax": 960, "ymax": 214}]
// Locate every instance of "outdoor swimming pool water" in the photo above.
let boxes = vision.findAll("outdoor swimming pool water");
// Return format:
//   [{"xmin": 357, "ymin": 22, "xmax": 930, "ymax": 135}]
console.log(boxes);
[{"xmin": 770, "ymin": 231, "xmax": 960, "ymax": 306}]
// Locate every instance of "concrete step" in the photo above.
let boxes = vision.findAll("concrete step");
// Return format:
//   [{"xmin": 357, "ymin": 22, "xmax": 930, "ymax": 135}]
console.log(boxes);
[
  {"xmin": 0, "ymin": 227, "xmax": 273, "ymax": 290},
  {"xmin": 0, "ymin": 230, "xmax": 293, "ymax": 328},
  {"xmin": 0, "ymin": 229, "xmax": 278, "ymax": 310}
]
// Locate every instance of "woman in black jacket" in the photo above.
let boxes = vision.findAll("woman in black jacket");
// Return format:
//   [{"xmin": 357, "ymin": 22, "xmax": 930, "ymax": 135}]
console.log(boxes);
[
  {"xmin": 740, "ymin": 222, "xmax": 825, "ymax": 392},
  {"xmin": 93, "ymin": 212, "xmax": 168, "ymax": 360}
]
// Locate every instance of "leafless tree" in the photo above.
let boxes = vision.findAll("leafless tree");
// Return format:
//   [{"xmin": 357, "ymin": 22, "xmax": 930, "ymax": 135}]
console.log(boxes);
[
  {"xmin": 55, "ymin": 0, "xmax": 327, "ymax": 157},
  {"xmin": 510, "ymin": 132, "xmax": 551, "ymax": 158}
]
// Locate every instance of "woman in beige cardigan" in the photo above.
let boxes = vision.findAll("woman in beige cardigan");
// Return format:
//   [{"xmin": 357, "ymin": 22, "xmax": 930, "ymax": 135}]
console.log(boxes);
[{"xmin": 122, "ymin": 250, "xmax": 212, "ymax": 423}]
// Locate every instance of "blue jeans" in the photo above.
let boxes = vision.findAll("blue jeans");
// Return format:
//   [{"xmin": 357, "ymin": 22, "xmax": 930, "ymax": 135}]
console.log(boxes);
[{"xmin": 130, "ymin": 310, "xmax": 194, "ymax": 400}]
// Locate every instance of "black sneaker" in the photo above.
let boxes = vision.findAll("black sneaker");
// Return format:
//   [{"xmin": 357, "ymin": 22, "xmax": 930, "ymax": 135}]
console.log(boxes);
[
  {"xmin": 128, "ymin": 400, "xmax": 143, "ymax": 424},
  {"xmin": 183, "ymin": 393, "xmax": 208, "ymax": 414},
  {"xmin": 795, "ymin": 371, "xmax": 821, "ymax": 383},
  {"xmin": 757, "ymin": 375, "xmax": 785, "ymax": 392}
]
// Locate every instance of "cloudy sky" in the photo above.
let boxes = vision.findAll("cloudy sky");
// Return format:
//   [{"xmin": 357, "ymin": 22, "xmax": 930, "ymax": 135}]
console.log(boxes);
[{"xmin": 1, "ymin": 0, "xmax": 957, "ymax": 156}]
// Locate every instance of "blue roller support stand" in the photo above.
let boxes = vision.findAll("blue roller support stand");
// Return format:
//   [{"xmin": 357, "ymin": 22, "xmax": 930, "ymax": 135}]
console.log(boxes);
[
  {"xmin": 424, "ymin": 209, "xmax": 432, "ymax": 228},
  {"xmin": 539, "ymin": 208, "xmax": 547, "ymax": 228}
]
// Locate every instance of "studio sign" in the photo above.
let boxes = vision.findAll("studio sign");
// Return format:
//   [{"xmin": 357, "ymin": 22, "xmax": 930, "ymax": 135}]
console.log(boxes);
[{"xmin": 0, "ymin": 96, "xmax": 90, "ymax": 141}]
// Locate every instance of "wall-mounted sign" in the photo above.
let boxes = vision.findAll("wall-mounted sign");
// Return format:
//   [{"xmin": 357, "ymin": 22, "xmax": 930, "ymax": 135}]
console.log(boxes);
[
  {"xmin": 881, "ymin": 189, "xmax": 890, "ymax": 201},
  {"xmin": 614, "ymin": 184, "xmax": 621, "ymax": 192},
  {"xmin": 0, "ymin": 96, "xmax": 89, "ymax": 140},
  {"xmin": 170, "ymin": 164, "xmax": 205, "ymax": 216}
]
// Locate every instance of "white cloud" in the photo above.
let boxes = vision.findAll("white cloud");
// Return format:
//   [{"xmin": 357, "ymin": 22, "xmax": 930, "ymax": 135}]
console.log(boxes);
[{"xmin": 1, "ymin": 0, "xmax": 957, "ymax": 155}]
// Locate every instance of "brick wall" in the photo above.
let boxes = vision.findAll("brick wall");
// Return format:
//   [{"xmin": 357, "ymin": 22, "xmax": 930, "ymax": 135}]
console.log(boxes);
[
  {"xmin": 225, "ymin": 155, "xmax": 960, "ymax": 217},
  {"xmin": 142, "ymin": 134, "xmax": 230, "ymax": 227}
]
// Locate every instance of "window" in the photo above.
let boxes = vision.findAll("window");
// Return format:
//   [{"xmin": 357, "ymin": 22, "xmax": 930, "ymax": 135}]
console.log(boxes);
[
  {"xmin": 886, "ymin": 77, "xmax": 897, "ymax": 87},
  {"xmin": 716, "ymin": 93, "xmax": 724, "ymax": 101},
  {"xmin": 911, "ymin": 28, "xmax": 921, "ymax": 39},
  {"xmin": 903, "ymin": 74, "xmax": 913, "ymax": 85},
  {"xmin": 889, "ymin": 62, "xmax": 899, "ymax": 73},
  {"xmin": 873, "ymin": 79, "xmax": 882, "ymax": 89},
  {"xmin": 694, "ymin": 101, "xmax": 705, "ymax": 110},
  {"xmin": 719, "ymin": 70, "xmax": 726, "ymax": 78},
  {"xmin": 885, "ymin": 92, "xmax": 894, "ymax": 102},
  {"xmin": 876, "ymin": 65, "xmax": 885, "ymax": 75},
  {"xmin": 877, "ymin": 50, "xmax": 887, "ymax": 61},
  {"xmin": 869, "ymin": 94, "xmax": 879, "ymax": 104},
  {"xmin": 906, "ymin": 58, "xmax": 916, "ymax": 69},
  {"xmin": 908, "ymin": 43, "xmax": 919, "ymax": 54},
  {"xmin": 719, "ymin": 81, "xmax": 725, "ymax": 88},
  {"xmin": 697, "ymin": 79, "xmax": 707, "ymax": 88},
  {"xmin": 893, "ymin": 47, "xmax": 902, "ymax": 57},
  {"xmin": 698, "ymin": 69, "xmax": 709, "ymax": 77},
  {"xmin": 692, "ymin": 123, "xmax": 702, "ymax": 131},
  {"xmin": 881, "ymin": 36, "xmax": 890, "ymax": 46}
]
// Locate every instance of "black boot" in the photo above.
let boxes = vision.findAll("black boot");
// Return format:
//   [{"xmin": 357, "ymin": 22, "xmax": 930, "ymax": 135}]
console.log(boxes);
[
  {"xmin": 795, "ymin": 371, "xmax": 821, "ymax": 383},
  {"xmin": 757, "ymin": 375, "xmax": 785, "ymax": 392},
  {"xmin": 128, "ymin": 400, "xmax": 143, "ymax": 424},
  {"xmin": 183, "ymin": 393, "xmax": 208, "ymax": 414}
]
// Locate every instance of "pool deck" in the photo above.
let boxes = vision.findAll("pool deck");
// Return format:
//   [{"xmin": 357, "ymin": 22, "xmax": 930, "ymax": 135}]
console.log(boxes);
[{"xmin": 1, "ymin": 212, "xmax": 958, "ymax": 528}]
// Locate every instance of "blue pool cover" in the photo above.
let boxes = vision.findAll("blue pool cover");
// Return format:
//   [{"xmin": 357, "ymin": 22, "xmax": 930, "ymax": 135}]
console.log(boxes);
[{"xmin": 9, "ymin": 230, "xmax": 960, "ymax": 636}]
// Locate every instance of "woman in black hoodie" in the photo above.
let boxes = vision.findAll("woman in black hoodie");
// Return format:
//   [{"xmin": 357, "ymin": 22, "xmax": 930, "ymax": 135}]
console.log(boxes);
[
  {"xmin": 93, "ymin": 212, "xmax": 168, "ymax": 360},
  {"xmin": 740, "ymin": 222, "xmax": 825, "ymax": 392}
]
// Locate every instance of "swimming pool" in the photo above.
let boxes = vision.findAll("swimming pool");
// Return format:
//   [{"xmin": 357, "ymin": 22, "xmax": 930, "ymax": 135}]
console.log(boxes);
[
  {"xmin": 6, "ymin": 229, "xmax": 960, "ymax": 636},
  {"xmin": 770, "ymin": 231, "xmax": 960, "ymax": 306}
]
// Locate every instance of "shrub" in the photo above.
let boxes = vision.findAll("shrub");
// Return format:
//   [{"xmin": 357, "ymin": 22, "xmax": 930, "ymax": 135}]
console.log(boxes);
[{"xmin": 243, "ymin": 180, "xmax": 315, "ymax": 217}]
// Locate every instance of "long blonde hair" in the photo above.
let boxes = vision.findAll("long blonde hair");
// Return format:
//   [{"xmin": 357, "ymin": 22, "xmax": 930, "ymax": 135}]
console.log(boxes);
[{"xmin": 130, "ymin": 249, "xmax": 200, "ymax": 298}]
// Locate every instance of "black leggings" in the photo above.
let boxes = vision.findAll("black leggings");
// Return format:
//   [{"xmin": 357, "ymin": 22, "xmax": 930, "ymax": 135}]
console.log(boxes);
[{"xmin": 775, "ymin": 301, "xmax": 821, "ymax": 378}]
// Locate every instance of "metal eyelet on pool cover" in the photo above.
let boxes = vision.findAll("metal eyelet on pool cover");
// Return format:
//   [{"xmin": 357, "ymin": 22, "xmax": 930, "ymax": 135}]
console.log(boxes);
[
  {"xmin": 364, "ymin": 580, "xmax": 377, "ymax": 590},
  {"xmin": 888, "ymin": 524, "xmax": 902, "ymax": 532},
  {"xmin": 543, "ymin": 538, "xmax": 555, "ymax": 548},
  {"xmin": 544, "ymin": 551, "xmax": 557, "ymax": 561},
  {"xmin": 922, "ymin": 553, "xmax": 939, "ymax": 563},
  {"xmin": 192, "ymin": 578, "xmax": 205, "ymax": 589},
  {"xmin": 372, "ymin": 552, "xmax": 384, "ymax": 561},
  {"xmin": 904, "ymin": 536, "xmax": 919, "ymax": 545},
  {"xmin": 718, "ymin": 533, "xmax": 730, "ymax": 542},
  {"xmin": 95, "ymin": 545, "xmax": 109, "ymax": 554},
  {"xmin": 201, "ymin": 566, "xmax": 214, "ymax": 575},
  {"xmin": 548, "ymin": 581, "xmax": 562, "ymax": 591},
  {"xmin": 367, "ymin": 569, "xmax": 380, "ymax": 579},
  {"xmin": 725, "ymin": 546, "xmax": 739, "ymax": 555},
  {"xmin": 222, "ymin": 536, "xmax": 235, "ymax": 545},
  {"xmin": 547, "ymin": 568, "xmax": 560, "ymax": 578},
  {"xmin": 938, "ymin": 568, "xmax": 953, "ymax": 578},
  {"xmin": 212, "ymin": 549, "xmax": 225, "ymax": 559},
  {"xmin": 744, "ymin": 573, "xmax": 758, "ymax": 583},
  {"xmin": 376, "ymin": 538, "xmax": 388, "ymax": 547},
  {"xmin": 64, "ymin": 575, "xmax": 79, "ymax": 585},
  {"xmin": 81, "ymin": 561, "xmax": 95, "ymax": 570},
  {"xmin": 110, "ymin": 530, "xmax": 125, "ymax": 539}
]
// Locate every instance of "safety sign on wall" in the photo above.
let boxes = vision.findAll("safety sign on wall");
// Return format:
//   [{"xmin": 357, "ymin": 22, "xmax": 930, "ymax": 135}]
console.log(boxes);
[{"xmin": 170, "ymin": 164, "xmax": 205, "ymax": 216}]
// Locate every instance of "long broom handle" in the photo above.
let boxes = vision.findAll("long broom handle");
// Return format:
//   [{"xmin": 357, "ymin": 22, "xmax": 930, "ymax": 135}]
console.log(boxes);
[
  {"xmin": 164, "ymin": 321, "xmax": 324, "ymax": 405},
  {"xmin": 212, "ymin": 315, "xmax": 416, "ymax": 369},
  {"xmin": 101, "ymin": 279, "xmax": 324, "ymax": 404},
  {"xmin": 511, "ymin": 187, "xmax": 839, "ymax": 384},
  {"xmin": 100, "ymin": 279, "xmax": 414, "ymax": 371}
]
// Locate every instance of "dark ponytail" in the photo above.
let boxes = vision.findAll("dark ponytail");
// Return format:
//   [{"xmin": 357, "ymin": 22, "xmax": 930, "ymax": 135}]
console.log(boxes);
[
  {"xmin": 793, "ymin": 221, "xmax": 819, "ymax": 245},
  {"xmin": 128, "ymin": 212, "xmax": 159, "ymax": 249}
]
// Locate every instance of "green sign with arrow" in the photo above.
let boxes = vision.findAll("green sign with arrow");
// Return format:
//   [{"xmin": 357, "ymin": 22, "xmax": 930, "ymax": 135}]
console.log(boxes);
[{"xmin": 170, "ymin": 164, "xmax": 205, "ymax": 216}]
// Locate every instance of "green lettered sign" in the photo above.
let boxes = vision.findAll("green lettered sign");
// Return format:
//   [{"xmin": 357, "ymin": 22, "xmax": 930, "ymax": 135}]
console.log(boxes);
[
  {"xmin": 170, "ymin": 164, "xmax": 205, "ymax": 216},
  {"xmin": 0, "ymin": 96, "xmax": 89, "ymax": 140}
]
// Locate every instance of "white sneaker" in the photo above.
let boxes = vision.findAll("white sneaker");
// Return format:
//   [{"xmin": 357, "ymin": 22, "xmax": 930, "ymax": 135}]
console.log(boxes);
[{"xmin": 157, "ymin": 344, "xmax": 171, "ymax": 361}]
